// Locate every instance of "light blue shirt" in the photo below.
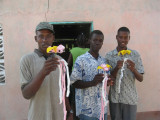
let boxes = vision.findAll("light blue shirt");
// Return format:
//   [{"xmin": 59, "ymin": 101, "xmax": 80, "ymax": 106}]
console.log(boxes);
[{"xmin": 70, "ymin": 52, "xmax": 107, "ymax": 118}]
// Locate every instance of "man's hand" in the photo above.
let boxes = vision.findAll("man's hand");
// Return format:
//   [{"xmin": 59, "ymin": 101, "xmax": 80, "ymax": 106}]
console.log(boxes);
[
  {"xmin": 41, "ymin": 57, "xmax": 59, "ymax": 76},
  {"xmin": 127, "ymin": 60, "xmax": 135, "ymax": 72},
  {"xmin": 92, "ymin": 74, "xmax": 104, "ymax": 86},
  {"xmin": 107, "ymin": 76, "xmax": 115, "ymax": 86},
  {"xmin": 110, "ymin": 60, "xmax": 124, "ymax": 78},
  {"xmin": 67, "ymin": 113, "xmax": 73, "ymax": 120},
  {"xmin": 116, "ymin": 60, "xmax": 124, "ymax": 69}
]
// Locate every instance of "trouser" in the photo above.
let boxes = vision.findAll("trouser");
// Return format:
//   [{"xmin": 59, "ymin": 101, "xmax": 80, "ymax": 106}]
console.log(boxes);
[
  {"xmin": 109, "ymin": 102, "xmax": 137, "ymax": 120},
  {"xmin": 79, "ymin": 113, "xmax": 107, "ymax": 120}
]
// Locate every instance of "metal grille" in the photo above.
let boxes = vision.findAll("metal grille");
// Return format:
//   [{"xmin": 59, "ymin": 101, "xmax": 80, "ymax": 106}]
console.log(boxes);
[{"xmin": 0, "ymin": 24, "xmax": 5, "ymax": 83}]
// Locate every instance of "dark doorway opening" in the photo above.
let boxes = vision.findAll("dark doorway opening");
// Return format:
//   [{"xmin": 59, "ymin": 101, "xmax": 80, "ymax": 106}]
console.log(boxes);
[{"xmin": 50, "ymin": 22, "xmax": 93, "ymax": 61}]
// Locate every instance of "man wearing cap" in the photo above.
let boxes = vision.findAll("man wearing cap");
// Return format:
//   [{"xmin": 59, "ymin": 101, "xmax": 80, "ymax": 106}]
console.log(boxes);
[{"xmin": 20, "ymin": 22, "xmax": 73, "ymax": 120}]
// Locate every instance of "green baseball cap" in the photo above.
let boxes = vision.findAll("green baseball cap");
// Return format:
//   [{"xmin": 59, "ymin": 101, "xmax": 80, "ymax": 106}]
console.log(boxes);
[{"xmin": 36, "ymin": 22, "xmax": 55, "ymax": 34}]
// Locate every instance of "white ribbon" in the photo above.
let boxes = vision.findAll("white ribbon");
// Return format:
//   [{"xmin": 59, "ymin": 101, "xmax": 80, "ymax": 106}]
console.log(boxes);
[
  {"xmin": 58, "ymin": 59, "xmax": 71, "ymax": 104},
  {"xmin": 61, "ymin": 59, "xmax": 70, "ymax": 97},
  {"xmin": 102, "ymin": 74, "xmax": 109, "ymax": 105},
  {"xmin": 118, "ymin": 58, "xmax": 128, "ymax": 93},
  {"xmin": 58, "ymin": 63, "xmax": 63, "ymax": 104},
  {"xmin": 100, "ymin": 73, "xmax": 109, "ymax": 120}
]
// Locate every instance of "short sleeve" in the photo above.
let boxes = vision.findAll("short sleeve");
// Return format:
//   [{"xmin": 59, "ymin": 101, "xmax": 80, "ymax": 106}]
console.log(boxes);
[
  {"xmin": 135, "ymin": 52, "xmax": 144, "ymax": 74},
  {"xmin": 70, "ymin": 56, "xmax": 83, "ymax": 84},
  {"xmin": 20, "ymin": 55, "xmax": 33, "ymax": 89}
]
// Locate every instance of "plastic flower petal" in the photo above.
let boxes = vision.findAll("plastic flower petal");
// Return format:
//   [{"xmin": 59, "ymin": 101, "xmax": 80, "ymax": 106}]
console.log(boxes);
[
  {"xmin": 57, "ymin": 44, "xmax": 65, "ymax": 53},
  {"xmin": 106, "ymin": 64, "xmax": 112, "ymax": 68},
  {"xmin": 118, "ymin": 50, "xmax": 131, "ymax": 56},
  {"xmin": 97, "ymin": 64, "xmax": 112, "ymax": 71},
  {"xmin": 47, "ymin": 45, "xmax": 65, "ymax": 54},
  {"xmin": 53, "ymin": 46, "xmax": 58, "ymax": 53},
  {"xmin": 47, "ymin": 46, "xmax": 53, "ymax": 53}
]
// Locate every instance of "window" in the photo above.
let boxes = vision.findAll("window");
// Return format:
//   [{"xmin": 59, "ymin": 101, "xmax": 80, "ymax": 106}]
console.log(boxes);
[{"xmin": 0, "ymin": 24, "xmax": 5, "ymax": 84}]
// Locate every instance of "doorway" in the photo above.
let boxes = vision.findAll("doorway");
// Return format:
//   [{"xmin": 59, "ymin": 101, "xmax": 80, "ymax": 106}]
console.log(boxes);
[{"xmin": 50, "ymin": 21, "xmax": 93, "ymax": 61}]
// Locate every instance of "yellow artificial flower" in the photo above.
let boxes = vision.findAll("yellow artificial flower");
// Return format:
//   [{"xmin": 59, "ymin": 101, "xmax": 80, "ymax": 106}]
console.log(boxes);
[
  {"xmin": 47, "ymin": 46, "xmax": 52, "ymax": 53},
  {"xmin": 106, "ymin": 64, "xmax": 112, "ymax": 68},
  {"xmin": 97, "ymin": 64, "xmax": 112, "ymax": 70},
  {"xmin": 97, "ymin": 66, "xmax": 103, "ymax": 69},
  {"xmin": 118, "ymin": 50, "xmax": 131, "ymax": 56},
  {"xmin": 53, "ymin": 46, "xmax": 57, "ymax": 53},
  {"xmin": 47, "ymin": 46, "xmax": 58, "ymax": 53}
]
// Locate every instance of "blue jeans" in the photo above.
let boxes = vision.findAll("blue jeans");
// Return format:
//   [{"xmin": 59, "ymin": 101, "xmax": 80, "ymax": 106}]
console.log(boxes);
[{"xmin": 79, "ymin": 114, "xmax": 107, "ymax": 120}]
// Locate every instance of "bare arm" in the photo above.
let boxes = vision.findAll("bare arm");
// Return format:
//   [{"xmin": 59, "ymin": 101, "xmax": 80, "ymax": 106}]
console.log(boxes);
[
  {"xmin": 72, "ymin": 80, "xmax": 95, "ymax": 89},
  {"xmin": 132, "ymin": 69, "xmax": 143, "ymax": 82},
  {"xmin": 127, "ymin": 60, "xmax": 143, "ymax": 82},
  {"xmin": 67, "ymin": 53, "xmax": 73, "ymax": 68},
  {"xmin": 72, "ymin": 74, "xmax": 104, "ymax": 89},
  {"xmin": 67, "ymin": 53, "xmax": 73, "ymax": 75},
  {"xmin": 21, "ymin": 57, "xmax": 59, "ymax": 99},
  {"xmin": 111, "ymin": 60, "xmax": 123, "ymax": 78},
  {"xmin": 65, "ymin": 96, "xmax": 73, "ymax": 120}
]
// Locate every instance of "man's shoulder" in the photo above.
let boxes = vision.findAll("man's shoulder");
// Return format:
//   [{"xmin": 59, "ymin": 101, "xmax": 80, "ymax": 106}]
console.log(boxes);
[
  {"xmin": 20, "ymin": 52, "xmax": 36, "ymax": 65},
  {"xmin": 70, "ymin": 47, "xmax": 79, "ymax": 52},
  {"xmin": 74, "ymin": 52, "xmax": 89, "ymax": 64},
  {"xmin": 77, "ymin": 52, "xmax": 88, "ymax": 59},
  {"xmin": 129, "ymin": 49, "xmax": 141, "ymax": 57},
  {"xmin": 105, "ymin": 49, "xmax": 116, "ymax": 58},
  {"xmin": 70, "ymin": 47, "xmax": 76, "ymax": 51},
  {"xmin": 99, "ymin": 55, "xmax": 105, "ymax": 60}
]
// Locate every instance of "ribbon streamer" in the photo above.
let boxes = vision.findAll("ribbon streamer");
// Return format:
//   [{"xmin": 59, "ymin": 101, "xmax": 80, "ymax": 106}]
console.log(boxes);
[
  {"xmin": 47, "ymin": 45, "xmax": 70, "ymax": 120},
  {"xmin": 97, "ymin": 64, "xmax": 111, "ymax": 120},
  {"xmin": 58, "ymin": 59, "xmax": 71, "ymax": 120},
  {"xmin": 60, "ymin": 59, "xmax": 70, "ymax": 97},
  {"xmin": 100, "ymin": 73, "xmax": 109, "ymax": 120},
  {"xmin": 118, "ymin": 58, "xmax": 128, "ymax": 93},
  {"xmin": 118, "ymin": 50, "xmax": 131, "ymax": 93}
]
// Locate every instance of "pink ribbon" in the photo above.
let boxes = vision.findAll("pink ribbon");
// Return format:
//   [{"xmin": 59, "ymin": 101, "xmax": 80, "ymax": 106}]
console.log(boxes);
[
  {"xmin": 99, "ymin": 75, "xmax": 108, "ymax": 120},
  {"xmin": 59, "ymin": 61, "xmax": 67, "ymax": 120},
  {"xmin": 47, "ymin": 45, "xmax": 69, "ymax": 120},
  {"xmin": 98, "ymin": 64, "xmax": 111, "ymax": 120}
]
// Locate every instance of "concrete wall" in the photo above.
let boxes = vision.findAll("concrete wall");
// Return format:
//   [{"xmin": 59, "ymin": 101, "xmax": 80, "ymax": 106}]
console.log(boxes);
[{"xmin": 0, "ymin": 0, "xmax": 160, "ymax": 120}]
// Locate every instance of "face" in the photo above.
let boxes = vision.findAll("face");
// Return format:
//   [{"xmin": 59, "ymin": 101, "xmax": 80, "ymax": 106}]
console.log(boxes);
[
  {"xmin": 35, "ymin": 29, "xmax": 55, "ymax": 54},
  {"xmin": 90, "ymin": 34, "xmax": 104, "ymax": 52},
  {"xmin": 116, "ymin": 31, "xmax": 130, "ymax": 49}
]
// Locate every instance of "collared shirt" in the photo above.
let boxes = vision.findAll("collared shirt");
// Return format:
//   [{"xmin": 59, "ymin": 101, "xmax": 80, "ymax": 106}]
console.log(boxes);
[
  {"xmin": 105, "ymin": 48, "xmax": 144, "ymax": 105},
  {"xmin": 34, "ymin": 49, "xmax": 54, "ymax": 60},
  {"xmin": 70, "ymin": 52, "xmax": 107, "ymax": 118},
  {"xmin": 20, "ymin": 49, "xmax": 63, "ymax": 120}
]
